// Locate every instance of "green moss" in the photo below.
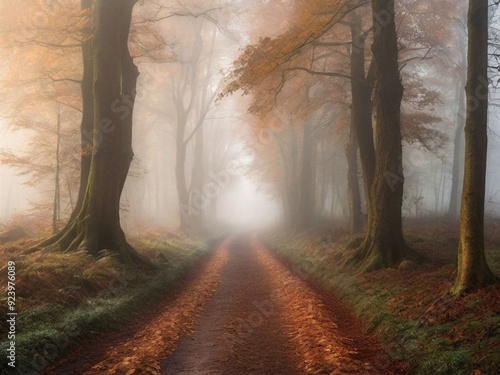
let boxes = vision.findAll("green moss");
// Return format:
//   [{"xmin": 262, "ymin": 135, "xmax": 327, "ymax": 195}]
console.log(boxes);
[
  {"xmin": 266, "ymin": 234, "xmax": 499, "ymax": 375},
  {"xmin": 0, "ymin": 236, "xmax": 210, "ymax": 373},
  {"xmin": 417, "ymin": 348, "xmax": 470, "ymax": 375}
]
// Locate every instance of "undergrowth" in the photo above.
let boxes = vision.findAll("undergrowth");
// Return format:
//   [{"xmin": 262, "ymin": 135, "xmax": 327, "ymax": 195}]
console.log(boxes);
[
  {"xmin": 268, "ymin": 224, "xmax": 500, "ymax": 375},
  {"xmin": 0, "ymin": 232, "xmax": 211, "ymax": 374}
]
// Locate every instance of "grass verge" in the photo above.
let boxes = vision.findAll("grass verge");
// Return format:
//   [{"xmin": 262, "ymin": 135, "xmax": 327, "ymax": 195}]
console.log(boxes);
[
  {"xmin": 0, "ymin": 231, "xmax": 212, "ymax": 374},
  {"xmin": 267, "ymin": 221, "xmax": 500, "ymax": 375}
]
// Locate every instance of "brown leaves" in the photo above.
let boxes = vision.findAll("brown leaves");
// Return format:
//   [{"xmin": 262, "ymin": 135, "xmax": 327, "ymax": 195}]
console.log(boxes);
[
  {"xmin": 252, "ymin": 240, "xmax": 392, "ymax": 374},
  {"xmin": 221, "ymin": 0, "xmax": 352, "ymax": 99},
  {"xmin": 81, "ymin": 241, "xmax": 230, "ymax": 374}
]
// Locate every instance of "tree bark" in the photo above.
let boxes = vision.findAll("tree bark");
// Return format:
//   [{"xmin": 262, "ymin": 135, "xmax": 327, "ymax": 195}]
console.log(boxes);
[
  {"xmin": 53, "ymin": 111, "xmax": 61, "ymax": 234},
  {"xmin": 352, "ymin": 0, "xmax": 409, "ymax": 271},
  {"xmin": 71, "ymin": 0, "xmax": 95, "ymax": 222},
  {"xmin": 289, "ymin": 127, "xmax": 300, "ymax": 227},
  {"xmin": 189, "ymin": 122, "xmax": 205, "ymax": 234},
  {"xmin": 452, "ymin": 0, "xmax": 498, "ymax": 294},
  {"xmin": 318, "ymin": 139, "xmax": 330, "ymax": 219},
  {"xmin": 172, "ymin": 22, "xmax": 203, "ymax": 232},
  {"xmin": 346, "ymin": 116, "xmax": 362, "ymax": 233},
  {"xmin": 349, "ymin": 16, "xmax": 376, "ymax": 232},
  {"xmin": 448, "ymin": 25, "xmax": 467, "ymax": 219},
  {"xmin": 448, "ymin": 88, "xmax": 465, "ymax": 218},
  {"xmin": 176, "ymin": 119, "xmax": 190, "ymax": 230},
  {"xmin": 36, "ymin": 0, "xmax": 94, "ymax": 248},
  {"xmin": 276, "ymin": 127, "xmax": 300, "ymax": 228}
]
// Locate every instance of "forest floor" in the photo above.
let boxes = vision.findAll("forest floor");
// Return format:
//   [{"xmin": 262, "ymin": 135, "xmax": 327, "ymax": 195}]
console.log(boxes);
[
  {"xmin": 269, "ymin": 218, "xmax": 500, "ymax": 375},
  {"xmin": 40, "ymin": 236, "xmax": 406, "ymax": 375},
  {"xmin": 1, "ymin": 219, "xmax": 499, "ymax": 374}
]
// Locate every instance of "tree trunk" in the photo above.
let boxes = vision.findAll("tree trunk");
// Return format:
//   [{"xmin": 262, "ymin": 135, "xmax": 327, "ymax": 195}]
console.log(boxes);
[
  {"xmin": 318, "ymin": 139, "xmax": 330, "ymax": 219},
  {"xmin": 352, "ymin": 0, "xmax": 409, "ymax": 271},
  {"xmin": 189, "ymin": 122, "xmax": 205, "ymax": 234},
  {"xmin": 176, "ymin": 120, "xmax": 190, "ymax": 230},
  {"xmin": 53, "ymin": 111, "xmax": 61, "ymax": 234},
  {"xmin": 172, "ymin": 23, "xmax": 203, "ymax": 232},
  {"xmin": 346, "ymin": 116, "xmax": 362, "ymax": 233},
  {"xmin": 448, "ymin": 72, "xmax": 466, "ymax": 219},
  {"xmin": 349, "ymin": 17, "xmax": 376, "ymax": 231},
  {"xmin": 71, "ymin": 0, "xmax": 95, "ymax": 222},
  {"xmin": 298, "ymin": 122, "xmax": 316, "ymax": 229},
  {"xmin": 277, "ymin": 127, "xmax": 300, "ymax": 228},
  {"xmin": 37, "ymin": 0, "xmax": 94, "ymax": 246},
  {"xmin": 452, "ymin": 0, "xmax": 498, "ymax": 294},
  {"xmin": 187, "ymin": 25, "xmax": 217, "ymax": 234},
  {"xmin": 448, "ymin": 16, "xmax": 468, "ymax": 219},
  {"xmin": 34, "ymin": 0, "xmax": 147, "ymax": 265}
]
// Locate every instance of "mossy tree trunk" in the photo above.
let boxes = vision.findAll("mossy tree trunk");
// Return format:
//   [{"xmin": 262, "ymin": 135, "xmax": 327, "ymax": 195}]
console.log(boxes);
[
  {"xmin": 352, "ymin": 0, "xmax": 409, "ymax": 271},
  {"xmin": 36, "ymin": 0, "xmax": 94, "ymax": 244},
  {"xmin": 346, "ymin": 116, "xmax": 362, "ymax": 233},
  {"xmin": 448, "ymin": 74, "xmax": 466, "ymax": 219},
  {"xmin": 36, "ymin": 0, "xmax": 147, "ymax": 265},
  {"xmin": 452, "ymin": 0, "xmax": 499, "ymax": 294},
  {"xmin": 448, "ymin": 20, "xmax": 467, "ymax": 220},
  {"xmin": 70, "ymin": 0, "xmax": 95, "ymax": 223},
  {"xmin": 347, "ymin": 14, "xmax": 375, "ymax": 233}
]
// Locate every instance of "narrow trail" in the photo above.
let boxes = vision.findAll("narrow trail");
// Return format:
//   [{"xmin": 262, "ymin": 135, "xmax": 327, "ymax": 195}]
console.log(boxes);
[
  {"xmin": 45, "ymin": 236, "xmax": 406, "ymax": 374},
  {"xmin": 160, "ymin": 237, "xmax": 299, "ymax": 375}
]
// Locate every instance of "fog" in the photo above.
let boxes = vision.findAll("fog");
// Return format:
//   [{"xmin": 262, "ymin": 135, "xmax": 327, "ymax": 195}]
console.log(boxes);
[{"xmin": 1, "ymin": 0, "xmax": 500, "ymax": 237}]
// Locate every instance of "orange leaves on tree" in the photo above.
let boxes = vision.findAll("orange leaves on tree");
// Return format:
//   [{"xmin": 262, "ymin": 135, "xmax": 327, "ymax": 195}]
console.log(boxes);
[{"xmin": 221, "ymin": 0, "xmax": 352, "ymax": 99}]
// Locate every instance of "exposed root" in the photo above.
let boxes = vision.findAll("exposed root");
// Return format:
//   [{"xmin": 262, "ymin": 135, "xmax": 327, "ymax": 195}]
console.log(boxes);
[
  {"xmin": 344, "ymin": 235, "xmax": 425, "ymax": 273},
  {"xmin": 26, "ymin": 217, "xmax": 153, "ymax": 268}
]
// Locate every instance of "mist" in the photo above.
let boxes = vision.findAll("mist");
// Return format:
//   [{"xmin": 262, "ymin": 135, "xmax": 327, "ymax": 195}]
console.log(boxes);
[
  {"xmin": 1, "ymin": 1, "xmax": 500, "ymax": 373},
  {"xmin": 0, "ymin": 0, "xmax": 499, "ymax": 236}
]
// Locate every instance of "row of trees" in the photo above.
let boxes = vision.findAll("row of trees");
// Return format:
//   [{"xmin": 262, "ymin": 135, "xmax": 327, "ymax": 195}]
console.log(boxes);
[
  {"xmin": 0, "ymin": 0, "xmax": 497, "ymax": 293},
  {"xmin": 0, "ymin": 1, "xmax": 245, "ymax": 235},
  {"xmin": 221, "ymin": 0, "xmax": 498, "ymax": 293},
  {"xmin": 224, "ymin": 0, "xmax": 455, "ymax": 231}
]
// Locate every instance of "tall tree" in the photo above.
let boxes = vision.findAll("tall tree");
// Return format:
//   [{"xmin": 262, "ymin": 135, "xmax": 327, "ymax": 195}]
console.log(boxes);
[
  {"xmin": 351, "ymin": 0, "xmax": 409, "ymax": 271},
  {"xmin": 448, "ymin": 15, "xmax": 467, "ymax": 219},
  {"xmin": 35, "ymin": 0, "xmax": 147, "ymax": 264},
  {"xmin": 451, "ymin": 0, "xmax": 498, "ymax": 294},
  {"xmin": 70, "ymin": 0, "xmax": 94, "ymax": 223},
  {"xmin": 348, "ymin": 11, "xmax": 376, "ymax": 233}
]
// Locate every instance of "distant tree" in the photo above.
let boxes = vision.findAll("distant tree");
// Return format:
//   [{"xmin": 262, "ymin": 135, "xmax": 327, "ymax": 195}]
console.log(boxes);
[
  {"xmin": 241, "ymin": 64, "xmax": 345, "ymax": 230},
  {"xmin": 0, "ymin": 0, "xmax": 88, "ymax": 227},
  {"xmin": 167, "ymin": 18, "xmax": 221, "ymax": 232},
  {"xmin": 222, "ymin": 0, "xmax": 447, "ymax": 238},
  {"xmin": 0, "ymin": 107, "xmax": 80, "ymax": 232},
  {"xmin": 451, "ymin": 0, "xmax": 499, "ymax": 294}
]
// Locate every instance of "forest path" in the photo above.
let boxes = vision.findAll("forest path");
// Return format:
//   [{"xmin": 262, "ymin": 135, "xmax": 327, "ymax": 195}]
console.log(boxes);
[{"xmin": 44, "ymin": 236, "xmax": 405, "ymax": 374}]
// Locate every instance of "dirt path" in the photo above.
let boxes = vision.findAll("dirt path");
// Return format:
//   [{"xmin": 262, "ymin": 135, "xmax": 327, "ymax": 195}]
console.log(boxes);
[
  {"xmin": 45, "ymin": 236, "xmax": 406, "ymax": 374},
  {"xmin": 160, "ymin": 236, "xmax": 299, "ymax": 375}
]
